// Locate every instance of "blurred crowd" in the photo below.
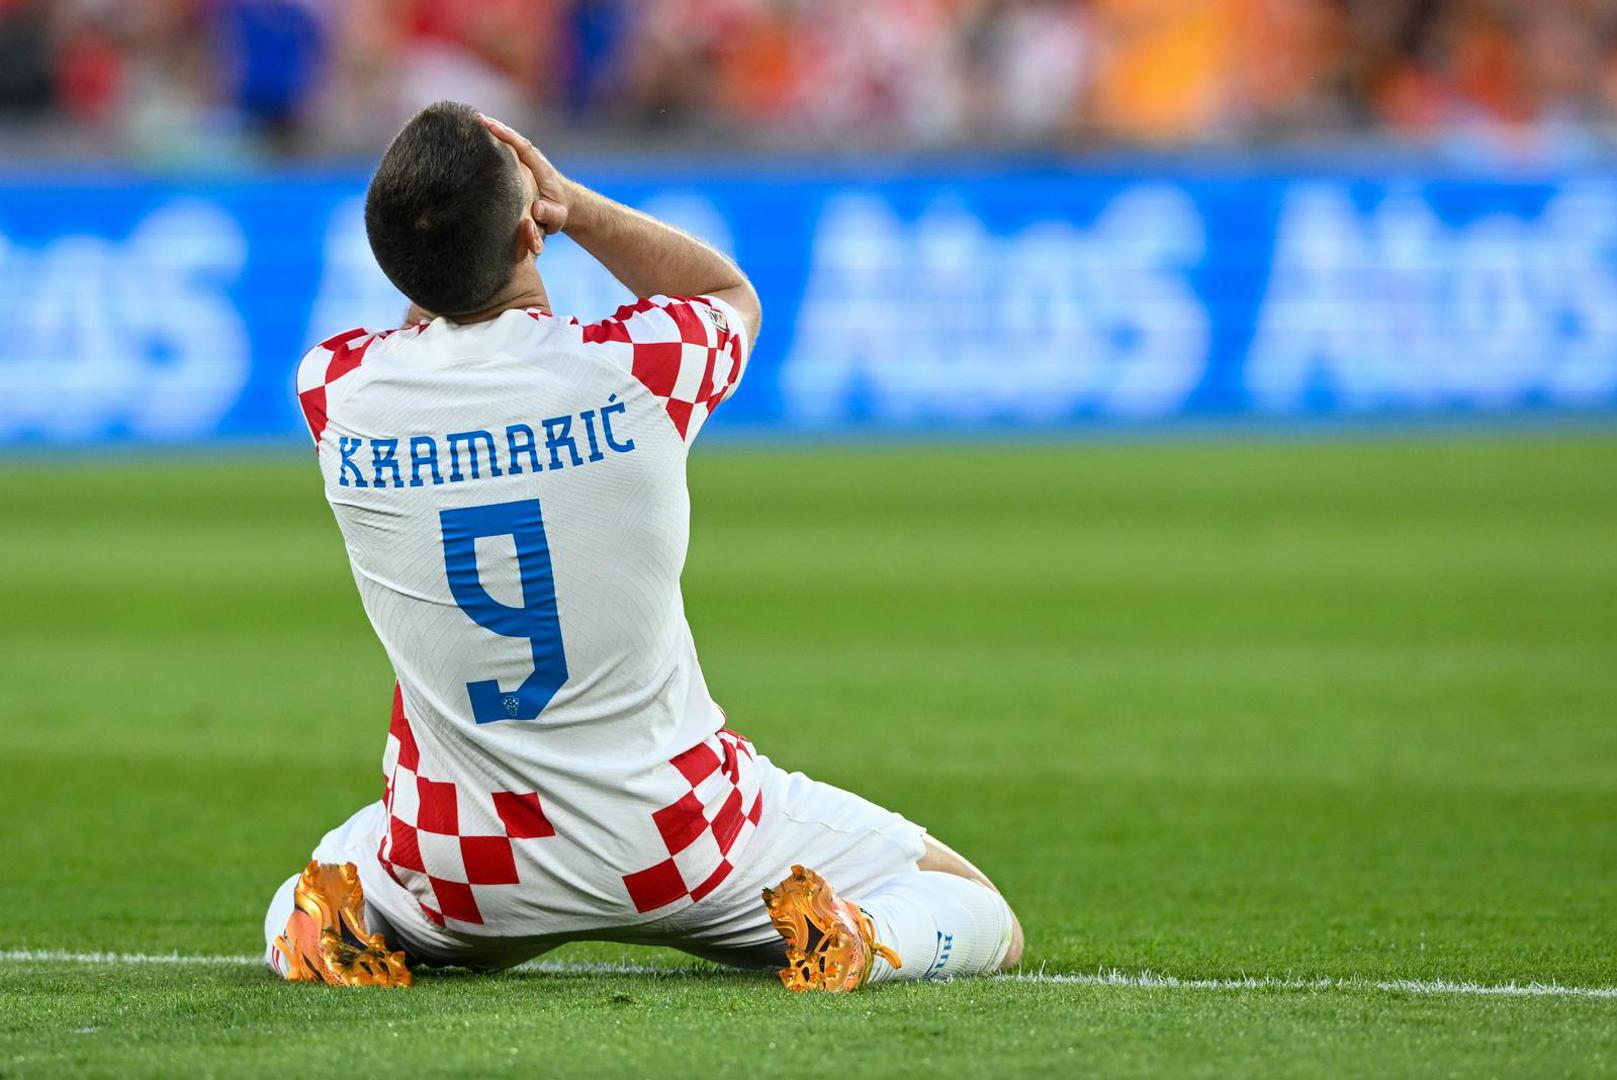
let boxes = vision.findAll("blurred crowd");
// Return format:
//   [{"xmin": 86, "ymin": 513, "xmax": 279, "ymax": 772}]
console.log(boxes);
[{"xmin": 2, "ymin": 0, "xmax": 1617, "ymax": 162}]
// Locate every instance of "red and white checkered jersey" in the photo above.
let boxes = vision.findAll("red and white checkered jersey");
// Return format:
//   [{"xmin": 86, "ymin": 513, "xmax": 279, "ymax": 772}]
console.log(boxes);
[{"xmin": 295, "ymin": 295, "xmax": 760, "ymax": 937}]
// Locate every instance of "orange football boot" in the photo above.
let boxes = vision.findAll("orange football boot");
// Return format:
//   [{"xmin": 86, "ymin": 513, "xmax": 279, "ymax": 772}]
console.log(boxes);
[
  {"xmin": 762, "ymin": 864, "xmax": 901, "ymax": 992},
  {"xmin": 274, "ymin": 861, "xmax": 412, "ymax": 987}
]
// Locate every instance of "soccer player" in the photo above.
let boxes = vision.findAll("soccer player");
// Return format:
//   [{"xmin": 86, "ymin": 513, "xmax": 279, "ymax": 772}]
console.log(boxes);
[{"xmin": 265, "ymin": 102, "xmax": 1023, "ymax": 992}]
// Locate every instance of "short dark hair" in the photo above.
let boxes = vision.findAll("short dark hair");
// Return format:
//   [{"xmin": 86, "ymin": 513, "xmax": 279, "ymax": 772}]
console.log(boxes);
[{"xmin": 364, "ymin": 101, "xmax": 526, "ymax": 316}]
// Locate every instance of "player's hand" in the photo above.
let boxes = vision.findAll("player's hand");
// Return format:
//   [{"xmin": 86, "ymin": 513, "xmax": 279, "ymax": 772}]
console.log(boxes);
[{"xmin": 479, "ymin": 113, "xmax": 570, "ymax": 236}]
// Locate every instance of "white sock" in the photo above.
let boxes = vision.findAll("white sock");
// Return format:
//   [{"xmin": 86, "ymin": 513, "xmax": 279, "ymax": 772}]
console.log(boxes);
[
  {"xmin": 262, "ymin": 872, "xmax": 299, "ymax": 977},
  {"xmin": 855, "ymin": 871, "xmax": 1014, "ymax": 984}
]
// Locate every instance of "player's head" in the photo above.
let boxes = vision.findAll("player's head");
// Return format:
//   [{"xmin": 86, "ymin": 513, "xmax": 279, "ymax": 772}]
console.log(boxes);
[{"xmin": 364, "ymin": 100, "xmax": 537, "ymax": 317}]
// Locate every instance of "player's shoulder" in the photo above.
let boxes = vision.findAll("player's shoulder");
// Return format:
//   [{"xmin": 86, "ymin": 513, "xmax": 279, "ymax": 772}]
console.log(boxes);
[
  {"xmin": 568, "ymin": 296, "xmax": 750, "ymax": 445},
  {"xmin": 295, "ymin": 324, "xmax": 422, "ymax": 393},
  {"xmin": 295, "ymin": 323, "xmax": 426, "ymax": 447},
  {"xmin": 576, "ymin": 294, "xmax": 741, "ymax": 349}
]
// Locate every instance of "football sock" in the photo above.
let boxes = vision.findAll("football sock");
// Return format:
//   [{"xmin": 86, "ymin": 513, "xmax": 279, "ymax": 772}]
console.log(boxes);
[
  {"xmin": 263, "ymin": 872, "xmax": 299, "ymax": 977},
  {"xmin": 856, "ymin": 871, "xmax": 1015, "ymax": 984}
]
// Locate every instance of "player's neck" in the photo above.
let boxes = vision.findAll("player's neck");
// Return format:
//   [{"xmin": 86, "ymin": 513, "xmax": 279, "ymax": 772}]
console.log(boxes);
[{"xmin": 448, "ymin": 267, "xmax": 552, "ymax": 324}]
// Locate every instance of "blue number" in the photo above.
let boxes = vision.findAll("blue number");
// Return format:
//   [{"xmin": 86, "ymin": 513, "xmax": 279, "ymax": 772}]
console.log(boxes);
[{"xmin": 440, "ymin": 499, "xmax": 568, "ymax": 724}]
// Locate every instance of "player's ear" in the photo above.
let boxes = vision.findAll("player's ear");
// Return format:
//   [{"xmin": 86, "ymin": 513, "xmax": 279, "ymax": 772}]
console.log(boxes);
[{"xmin": 517, "ymin": 213, "xmax": 544, "ymax": 258}]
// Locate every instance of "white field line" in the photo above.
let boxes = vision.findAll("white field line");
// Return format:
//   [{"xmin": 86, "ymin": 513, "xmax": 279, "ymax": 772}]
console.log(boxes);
[
  {"xmin": 999, "ymin": 968, "xmax": 1617, "ymax": 1000},
  {"xmin": 2, "ymin": 950, "xmax": 1614, "ymax": 1000},
  {"xmin": 0, "ymin": 951, "xmax": 679, "ymax": 977}
]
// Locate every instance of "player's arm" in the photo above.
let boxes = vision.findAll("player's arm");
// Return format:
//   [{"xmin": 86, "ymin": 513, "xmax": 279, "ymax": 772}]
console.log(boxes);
[
  {"xmin": 558, "ymin": 185, "xmax": 761, "ymax": 345},
  {"xmin": 479, "ymin": 114, "xmax": 762, "ymax": 344}
]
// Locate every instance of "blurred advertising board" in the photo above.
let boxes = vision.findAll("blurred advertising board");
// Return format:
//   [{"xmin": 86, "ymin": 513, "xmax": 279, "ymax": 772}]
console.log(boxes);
[{"xmin": 0, "ymin": 164, "xmax": 1613, "ymax": 445}]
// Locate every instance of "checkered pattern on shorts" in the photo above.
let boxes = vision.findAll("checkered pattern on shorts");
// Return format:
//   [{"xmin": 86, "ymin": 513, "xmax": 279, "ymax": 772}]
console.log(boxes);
[
  {"xmin": 620, "ymin": 728, "xmax": 764, "ymax": 913},
  {"xmin": 375, "ymin": 688, "xmax": 763, "ymax": 928},
  {"xmin": 376, "ymin": 686, "xmax": 556, "ymax": 928}
]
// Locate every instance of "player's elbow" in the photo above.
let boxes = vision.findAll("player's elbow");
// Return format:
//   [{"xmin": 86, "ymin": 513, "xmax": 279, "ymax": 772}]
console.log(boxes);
[
  {"xmin": 715, "ymin": 279, "xmax": 763, "ymax": 346},
  {"xmin": 736, "ymin": 278, "xmax": 762, "ymax": 344}
]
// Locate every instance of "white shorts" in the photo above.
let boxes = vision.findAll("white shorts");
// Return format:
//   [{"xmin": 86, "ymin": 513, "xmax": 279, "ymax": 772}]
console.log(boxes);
[{"xmin": 272, "ymin": 755, "xmax": 928, "ymax": 971}]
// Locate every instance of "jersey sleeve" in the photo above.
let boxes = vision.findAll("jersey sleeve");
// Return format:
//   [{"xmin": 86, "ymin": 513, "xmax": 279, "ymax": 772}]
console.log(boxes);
[
  {"xmin": 580, "ymin": 294, "xmax": 751, "ymax": 444},
  {"xmin": 295, "ymin": 327, "xmax": 390, "ymax": 450}
]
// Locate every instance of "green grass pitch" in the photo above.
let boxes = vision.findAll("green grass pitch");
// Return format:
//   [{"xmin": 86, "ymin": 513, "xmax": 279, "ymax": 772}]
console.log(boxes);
[{"xmin": 2, "ymin": 434, "xmax": 1615, "ymax": 1077}]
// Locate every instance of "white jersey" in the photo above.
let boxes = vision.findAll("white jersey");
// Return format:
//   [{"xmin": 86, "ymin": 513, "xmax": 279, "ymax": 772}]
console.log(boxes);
[{"xmin": 295, "ymin": 295, "xmax": 760, "ymax": 939}]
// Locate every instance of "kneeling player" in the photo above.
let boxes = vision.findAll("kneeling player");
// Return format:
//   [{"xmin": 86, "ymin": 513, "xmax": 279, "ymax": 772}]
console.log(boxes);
[{"xmin": 265, "ymin": 103, "xmax": 1023, "ymax": 992}]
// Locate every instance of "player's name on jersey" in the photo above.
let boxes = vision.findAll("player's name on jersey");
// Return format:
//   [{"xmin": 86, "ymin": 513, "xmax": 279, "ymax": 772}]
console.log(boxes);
[{"xmin": 335, "ymin": 395, "xmax": 636, "ymax": 489}]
